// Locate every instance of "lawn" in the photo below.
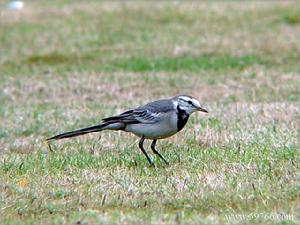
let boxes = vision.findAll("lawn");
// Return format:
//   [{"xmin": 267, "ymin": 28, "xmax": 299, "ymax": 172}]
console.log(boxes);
[{"xmin": 0, "ymin": 1, "xmax": 299, "ymax": 224}]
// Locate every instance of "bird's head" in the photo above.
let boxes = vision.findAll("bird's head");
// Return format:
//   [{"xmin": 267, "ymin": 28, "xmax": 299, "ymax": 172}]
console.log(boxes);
[{"xmin": 172, "ymin": 95, "xmax": 208, "ymax": 115}]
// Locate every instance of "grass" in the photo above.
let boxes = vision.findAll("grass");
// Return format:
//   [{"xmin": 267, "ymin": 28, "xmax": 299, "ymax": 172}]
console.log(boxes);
[
  {"xmin": 0, "ymin": 1, "xmax": 300, "ymax": 225},
  {"xmin": 22, "ymin": 53, "xmax": 262, "ymax": 72}
]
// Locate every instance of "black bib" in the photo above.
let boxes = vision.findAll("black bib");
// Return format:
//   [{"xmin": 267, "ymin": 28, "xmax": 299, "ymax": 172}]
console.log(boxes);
[{"xmin": 177, "ymin": 106, "xmax": 189, "ymax": 131}]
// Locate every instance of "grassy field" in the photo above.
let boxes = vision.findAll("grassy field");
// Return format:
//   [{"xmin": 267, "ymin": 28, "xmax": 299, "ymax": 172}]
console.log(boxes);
[{"xmin": 0, "ymin": 1, "xmax": 300, "ymax": 224}]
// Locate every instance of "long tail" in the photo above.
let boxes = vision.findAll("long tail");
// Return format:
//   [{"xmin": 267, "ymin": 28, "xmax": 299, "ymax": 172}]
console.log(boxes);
[{"xmin": 46, "ymin": 123, "xmax": 108, "ymax": 141}]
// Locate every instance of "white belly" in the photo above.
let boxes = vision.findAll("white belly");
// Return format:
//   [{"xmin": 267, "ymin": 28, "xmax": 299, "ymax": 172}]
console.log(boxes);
[{"xmin": 125, "ymin": 113, "xmax": 178, "ymax": 139}]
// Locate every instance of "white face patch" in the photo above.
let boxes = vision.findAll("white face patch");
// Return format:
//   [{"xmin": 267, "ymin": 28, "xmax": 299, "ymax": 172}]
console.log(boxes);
[
  {"xmin": 176, "ymin": 96, "xmax": 201, "ymax": 114},
  {"xmin": 179, "ymin": 96, "xmax": 192, "ymax": 102},
  {"xmin": 178, "ymin": 96, "xmax": 200, "ymax": 108},
  {"xmin": 192, "ymin": 99, "xmax": 201, "ymax": 108}
]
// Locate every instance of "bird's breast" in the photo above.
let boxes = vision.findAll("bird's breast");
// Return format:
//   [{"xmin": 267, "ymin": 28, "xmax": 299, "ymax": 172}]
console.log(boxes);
[{"xmin": 125, "ymin": 113, "xmax": 178, "ymax": 139}]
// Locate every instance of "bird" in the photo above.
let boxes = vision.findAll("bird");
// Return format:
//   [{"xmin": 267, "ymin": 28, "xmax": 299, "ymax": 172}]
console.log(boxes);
[{"xmin": 46, "ymin": 95, "xmax": 208, "ymax": 166}]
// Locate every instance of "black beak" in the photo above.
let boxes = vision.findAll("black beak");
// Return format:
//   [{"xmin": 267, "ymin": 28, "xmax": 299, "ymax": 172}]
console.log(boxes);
[{"xmin": 198, "ymin": 107, "xmax": 208, "ymax": 113}]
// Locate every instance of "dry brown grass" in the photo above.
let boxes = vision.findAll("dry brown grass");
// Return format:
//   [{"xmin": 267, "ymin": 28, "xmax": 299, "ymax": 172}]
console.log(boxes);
[{"xmin": 0, "ymin": 1, "xmax": 299, "ymax": 224}]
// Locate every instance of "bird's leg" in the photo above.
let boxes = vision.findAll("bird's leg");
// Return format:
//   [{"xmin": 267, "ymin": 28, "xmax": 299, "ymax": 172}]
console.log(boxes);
[
  {"xmin": 150, "ymin": 140, "xmax": 169, "ymax": 165},
  {"xmin": 138, "ymin": 137, "xmax": 155, "ymax": 167}
]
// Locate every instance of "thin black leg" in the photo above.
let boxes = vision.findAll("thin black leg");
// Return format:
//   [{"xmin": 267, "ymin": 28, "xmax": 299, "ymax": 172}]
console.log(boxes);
[
  {"xmin": 151, "ymin": 140, "xmax": 169, "ymax": 165},
  {"xmin": 139, "ymin": 137, "xmax": 154, "ymax": 167}
]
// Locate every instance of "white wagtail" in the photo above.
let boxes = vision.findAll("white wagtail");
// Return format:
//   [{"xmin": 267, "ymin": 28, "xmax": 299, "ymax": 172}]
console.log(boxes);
[{"xmin": 47, "ymin": 95, "xmax": 208, "ymax": 166}]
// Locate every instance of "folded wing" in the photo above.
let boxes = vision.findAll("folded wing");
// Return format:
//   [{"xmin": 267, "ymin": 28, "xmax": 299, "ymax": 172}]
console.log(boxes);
[
  {"xmin": 102, "ymin": 109, "xmax": 161, "ymax": 124},
  {"xmin": 102, "ymin": 99, "xmax": 174, "ymax": 125}
]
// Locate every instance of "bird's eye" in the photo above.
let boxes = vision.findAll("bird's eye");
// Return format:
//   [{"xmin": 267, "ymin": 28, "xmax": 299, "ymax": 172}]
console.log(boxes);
[{"xmin": 187, "ymin": 100, "xmax": 193, "ymax": 105}]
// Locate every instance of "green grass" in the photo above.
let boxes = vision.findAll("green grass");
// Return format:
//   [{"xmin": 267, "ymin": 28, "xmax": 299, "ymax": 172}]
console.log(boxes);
[
  {"xmin": 0, "ymin": 1, "xmax": 299, "ymax": 225},
  {"xmin": 19, "ymin": 53, "xmax": 263, "ymax": 71}
]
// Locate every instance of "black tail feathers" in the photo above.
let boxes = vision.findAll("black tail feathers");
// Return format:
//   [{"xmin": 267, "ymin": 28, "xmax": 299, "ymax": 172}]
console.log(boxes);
[{"xmin": 46, "ymin": 123, "xmax": 107, "ymax": 141}]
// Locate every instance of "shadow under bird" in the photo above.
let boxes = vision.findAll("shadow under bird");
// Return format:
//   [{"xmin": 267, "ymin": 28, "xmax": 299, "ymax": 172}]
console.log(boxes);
[{"xmin": 46, "ymin": 95, "xmax": 208, "ymax": 166}]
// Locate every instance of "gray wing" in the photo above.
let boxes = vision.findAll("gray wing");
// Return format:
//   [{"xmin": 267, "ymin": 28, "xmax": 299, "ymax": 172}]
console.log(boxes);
[{"xmin": 102, "ymin": 99, "xmax": 174, "ymax": 124}]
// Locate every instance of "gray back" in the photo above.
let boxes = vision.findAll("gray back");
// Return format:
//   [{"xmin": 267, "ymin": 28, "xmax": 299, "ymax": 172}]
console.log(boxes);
[{"xmin": 138, "ymin": 99, "xmax": 174, "ymax": 113}]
